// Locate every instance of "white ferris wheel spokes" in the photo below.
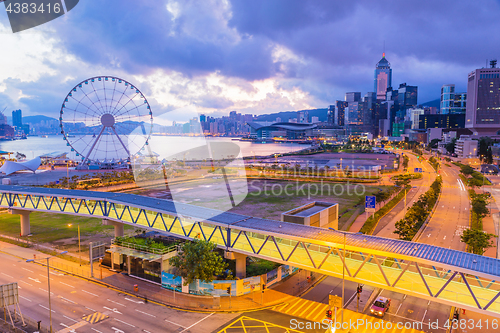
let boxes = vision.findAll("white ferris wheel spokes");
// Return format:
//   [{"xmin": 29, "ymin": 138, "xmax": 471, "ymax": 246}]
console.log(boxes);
[{"xmin": 59, "ymin": 76, "xmax": 153, "ymax": 167}]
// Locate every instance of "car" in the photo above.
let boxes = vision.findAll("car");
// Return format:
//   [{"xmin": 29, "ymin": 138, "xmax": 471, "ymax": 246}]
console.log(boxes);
[{"xmin": 370, "ymin": 297, "xmax": 391, "ymax": 317}]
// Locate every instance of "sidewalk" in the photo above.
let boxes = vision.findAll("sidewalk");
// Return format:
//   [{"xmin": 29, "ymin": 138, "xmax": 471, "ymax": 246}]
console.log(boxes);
[
  {"xmin": 0, "ymin": 239, "xmax": 319, "ymax": 313},
  {"xmin": 483, "ymin": 194, "xmax": 499, "ymax": 258}
]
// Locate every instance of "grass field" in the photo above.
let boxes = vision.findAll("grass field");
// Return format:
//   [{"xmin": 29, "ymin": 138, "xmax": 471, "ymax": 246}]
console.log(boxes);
[
  {"xmin": 0, "ymin": 212, "xmax": 134, "ymax": 248},
  {"xmin": 228, "ymin": 179, "xmax": 388, "ymax": 229}
]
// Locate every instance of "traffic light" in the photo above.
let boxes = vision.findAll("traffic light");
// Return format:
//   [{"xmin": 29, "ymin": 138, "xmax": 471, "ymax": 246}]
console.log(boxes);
[
  {"xmin": 453, "ymin": 312, "xmax": 459, "ymax": 321},
  {"xmin": 262, "ymin": 284, "xmax": 266, "ymax": 291},
  {"xmin": 357, "ymin": 285, "xmax": 363, "ymax": 294},
  {"xmin": 326, "ymin": 310, "xmax": 332, "ymax": 319},
  {"xmin": 226, "ymin": 286, "xmax": 231, "ymax": 295}
]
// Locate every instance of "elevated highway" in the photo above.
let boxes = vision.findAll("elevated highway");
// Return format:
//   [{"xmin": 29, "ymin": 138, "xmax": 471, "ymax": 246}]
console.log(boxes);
[{"xmin": 1, "ymin": 185, "xmax": 500, "ymax": 317}]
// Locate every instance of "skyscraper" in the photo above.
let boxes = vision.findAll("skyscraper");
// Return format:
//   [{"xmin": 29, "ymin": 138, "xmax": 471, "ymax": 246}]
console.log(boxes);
[
  {"xmin": 12, "ymin": 109, "xmax": 22, "ymax": 128},
  {"xmin": 441, "ymin": 84, "xmax": 467, "ymax": 114},
  {"xmin": 465, "ymin": 60, "xmax": 500, "ymax": 136},
  {"xmin": 374, "ymin": 53, "xmax": 392, "ymax": 100},
  {"xmin": 397, "ymin": 83, "xmax": 418, "ymax": 118},
  {"xmin": 330, "ymin": 101, "xmax": 348, "ymax": 126},
  {"xmin": 345, "ymin": 93, "xmax": 362, "ymax": 125}
]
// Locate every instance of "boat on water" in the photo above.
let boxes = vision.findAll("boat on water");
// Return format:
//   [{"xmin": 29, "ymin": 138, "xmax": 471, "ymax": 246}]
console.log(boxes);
[{"xmin": 41, "ymin": 135, "xmax": 49, "ymax": 138}]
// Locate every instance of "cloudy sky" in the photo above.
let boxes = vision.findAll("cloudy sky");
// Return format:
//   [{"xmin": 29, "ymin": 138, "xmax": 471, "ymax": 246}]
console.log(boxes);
[{"xmin": 0, "ymin": 0, "xmax": 498, "ymax": 119}]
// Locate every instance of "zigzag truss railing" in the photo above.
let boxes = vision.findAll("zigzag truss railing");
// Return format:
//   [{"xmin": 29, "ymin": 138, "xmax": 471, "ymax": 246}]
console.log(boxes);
[{"xmin": 2, "ymin": 192, "xmax": 500, "ymax": 317}]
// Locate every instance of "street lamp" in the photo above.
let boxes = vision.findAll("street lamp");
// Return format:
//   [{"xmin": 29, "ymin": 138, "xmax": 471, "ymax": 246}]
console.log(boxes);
[
  {"xmin": 27, "ymin": 251, "xmax": 68, "ymax": 333},
  {"xmin": 68, "ymin": 223, "xmax": 81, "ymax": 266},
  {"xmin": 329, "ymin": 228, "xmax": 346, "ymax": 325},
  {"xmin": 395, "ymin": 185, "xmax": 417, "ymax": 216}
]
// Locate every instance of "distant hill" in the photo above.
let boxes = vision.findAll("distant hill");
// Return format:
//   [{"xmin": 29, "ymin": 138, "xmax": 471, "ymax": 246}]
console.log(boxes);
[
  {"xmin": 255, "ymin": 108, "xmax": 328, "ymax": 122},
  {"xmin": 421, "ymin": 98, "xmax": 440, "ymax": 110},
  {"xmin": 23, "ymin": 115, "xmax": 58, "ymax": 124}
]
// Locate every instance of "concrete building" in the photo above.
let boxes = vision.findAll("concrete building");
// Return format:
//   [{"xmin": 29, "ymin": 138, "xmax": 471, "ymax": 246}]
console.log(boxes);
[
  {"xmin": 12, "ymin": 109, "xmax": 22, "ymax": 128},
  {"xmin": 466, "ymin": 60, "xmax": 500, "ymax": 136},
  {"xmin": 297, "ymin": 110, "xmax": 309, "ymax": 123},
  {"xmin": 282, "ymin": 202, "xmax": 339, "ymax": 230},
  {"xmin": 418, "ymin": 114, "xmax": 465, "ymax": 130},
  {"xmin": 454, "ymin": 135, "xmax": 478, "ymax": 159},
  {"xmin": 408, "ymin": 107, "xmax": 424, "ymax": 129}
]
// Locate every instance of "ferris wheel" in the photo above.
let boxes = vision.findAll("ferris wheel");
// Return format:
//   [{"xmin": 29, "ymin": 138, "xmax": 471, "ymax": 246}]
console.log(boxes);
[{"xmin": 59, "ymin": 76, "xmax": 153, "ymax": 167}]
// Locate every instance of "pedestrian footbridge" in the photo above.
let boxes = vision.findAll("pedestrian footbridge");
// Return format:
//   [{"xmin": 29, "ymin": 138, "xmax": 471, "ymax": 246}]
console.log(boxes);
[{"xmin": 1, "ymin": 185, "xmax": 500, "ymax": 317}]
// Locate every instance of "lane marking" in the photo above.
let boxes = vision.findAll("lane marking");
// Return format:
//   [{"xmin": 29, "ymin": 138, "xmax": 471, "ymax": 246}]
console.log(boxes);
[
  {"xmin": 164, "ymin": 318, "xmax": 187, "ymax": 328},
  {"xmin": 91, "ymin": 329, "xmax": 103, "ymax": 333},
  {"xmin": 135, "ymin": 309, "xmax": 156, "ymax": 318},
  {"xmin": 28, "ymin": 277, "xmax": 41, "ymax": 283},
  {"xmin": 124, "ymin": 297, "xmax": 144, "ymax": 304},
  {"xmin": 422, "ymin": 309, "xmax": 428, "ymax": 322},
  {"xmin": 111, "ymin": 328, "xmax": 125, "ymax": 333},
  {"xmin": 39, "ymin": 288, "xmax": 54, "ymax": 295},
  {"xmin": 180, "ymin": 313, "xmax": 215, "ymax": 333},
  {"xmin": 103, "ymin": 306, "xmax": 122, "ymax": 315},
  {"xmin": 396, "ymin": 303, "xmax": 402, "ymax": 314},
  {"xmin": 20, "ymin": 281, "xmax": 32, "ymax": 286},
  {"xmin": 114, "ymin": 318, "xmax": 135, "ymax": 327},
  {"xmin": 1, "ymin": 273, "xmax": 13, "ymax": 278},
  {"xmin": 82, "ymin": 290, "xmax": 99, "ymax": 297},
  {"xmin": 107, "ymin": 299, "xmax": 126, "ymax": 307},
  {"xmin": 58, "ymin": 296, "xmax": 77, "ymax": 304},
  {"xmin": 60, "ymin": 281, "xmax": 75, "ymax": 288},
  {"xmin": 22, "ymin": 268, "xmax": 34, "ymax": 273},
  {"xmin": 63, "ymin": 315, "xmax": 78, "ymax": 323},
  {"xmin": 39, "ymin": 304, "xmax": 55, "ymax": 313},
  {"xmin": 86, "ymin": 306, "xmax": 96, "ymax": 312},
  {"xmin": 19, "ymin": 295, "xmax": 32, "ymax": 302}
]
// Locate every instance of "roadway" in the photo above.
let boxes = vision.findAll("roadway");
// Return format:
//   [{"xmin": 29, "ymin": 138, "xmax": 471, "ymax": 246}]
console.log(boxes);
[
  {"xmin": 295, "ymin": 152, "xmax": 449, "ymax": 332},
  {"xmin": 298, "ymin": 153, "xmax": 476, "ymax": 333},
  {"xmin": 0, "ymin": 250, "xmax": 238, "ymax": 333},
  {"xmin": 370, "ymin": 156, "xmax": 473, "ymax": 333},
  {"xmin": 374, "ymin": 152, "xmax": 435, "ymax": 237},
  {"xmin": 416, "ymin": 161, "xmax": 468, "ymax": 249}
]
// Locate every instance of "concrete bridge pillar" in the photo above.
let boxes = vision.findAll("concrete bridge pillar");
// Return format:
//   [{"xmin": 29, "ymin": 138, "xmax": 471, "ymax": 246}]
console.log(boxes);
[
  {"xmin": 225, "ymin": 251, "xmax": 247, "ymax": 279},
  {"xmin": 10, "ymin": 209, "xmax": 31, "ymax": 236},
  {"xmin": 103, "ymin": 219, "xmax": 124, "ymax": 238}
]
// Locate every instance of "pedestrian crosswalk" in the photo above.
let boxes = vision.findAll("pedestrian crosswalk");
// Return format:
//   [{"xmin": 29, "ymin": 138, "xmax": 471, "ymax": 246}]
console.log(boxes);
[
  {"xmin": 271, "ymin": 298, "xmax": 329, "ymax": 323},
  {"xmin": 270, "ymin": 297, "xmax": 427, "ymax": 333},
  {"xmin": 82, "ymin": 312, "xmax": 108, "ymax": 324}
]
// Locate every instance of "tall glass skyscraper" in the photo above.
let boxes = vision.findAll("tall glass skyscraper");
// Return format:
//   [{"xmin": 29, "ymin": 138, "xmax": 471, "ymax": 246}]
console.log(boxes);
[
  {"xmin": 441, "ymin": 84, "xmax": 466, "ymax": 114},
  {"xmin": 374, "ymin": 53, "xmax": 392, "ymax": 100}
]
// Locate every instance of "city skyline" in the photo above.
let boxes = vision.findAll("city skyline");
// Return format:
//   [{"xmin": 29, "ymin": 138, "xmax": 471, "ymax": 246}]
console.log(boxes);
[{"xmin": 1, "ymin": 0, "xmax": 500, "ymax": 119}]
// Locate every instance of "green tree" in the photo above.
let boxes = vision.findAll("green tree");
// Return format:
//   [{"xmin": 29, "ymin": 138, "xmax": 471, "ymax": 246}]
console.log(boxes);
[
  {"xmin": 460, "ymin": 165, "xmax": 474, "ymax": 176},
  {"xmin": 461, "ymin": 229, "xmax": 497, "ymax": 255},
  {"xmin": 169, "ymin": 239, "xmax": 228, "ymax": 285},
  {"xmin": 471, "ymin": 193, "xmax": 489, "ymax": 219},
  {"xmin": 445, "ymin": 138, "xmax": 457, "ymax": 154},
  {"xmin": 427, "ymin": 139, "xmax": 440, "ymax": 149},
  {"xmin": 486, "ymin": 147, "xmax": 493, "ymax": 165},
  {"xmin": 478, "ymin": 137, "xmax": 492, "ymax": 161}
]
